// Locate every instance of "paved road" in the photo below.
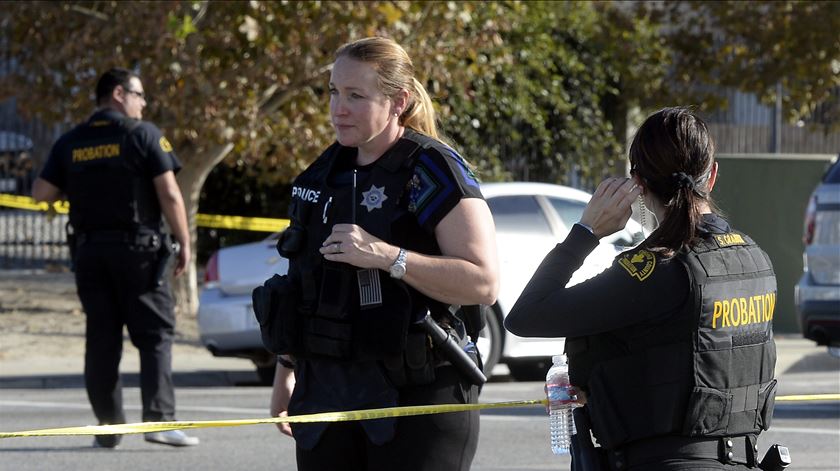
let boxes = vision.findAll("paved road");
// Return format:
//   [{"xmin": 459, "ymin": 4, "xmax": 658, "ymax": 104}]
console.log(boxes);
[{"xmin": 1, "ymin": 338, "xmax": 838, "ymax": 470}]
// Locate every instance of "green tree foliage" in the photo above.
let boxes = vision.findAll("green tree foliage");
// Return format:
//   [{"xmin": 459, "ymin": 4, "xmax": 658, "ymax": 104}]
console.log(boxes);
[
  {"xmin": 2, "ymin": 1, "xmax": 838, "ymax": 315},
  {"xmin": 441, "ymin": 2, "xmax": 668, "ymax": 186},
  {"xmin": 0, "ymin": 1, "xmax": 508, "ymax": 315},
  {"xmin": 643, "ymin": 1, "xmax": 840, "ymax": 127}
]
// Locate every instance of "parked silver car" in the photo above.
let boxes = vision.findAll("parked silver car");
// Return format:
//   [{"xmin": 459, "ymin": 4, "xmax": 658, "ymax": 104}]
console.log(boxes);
[
  {"xmin": 198, "ymin": 182, "xmax": 642, "ymax": 382},
  {"xmin": 795, "ymin": 157, "xmax": 840, "ymax": 357},
  {"xmin": 199, "ymin": 232, "xmax": 287, "ymax": 382}
]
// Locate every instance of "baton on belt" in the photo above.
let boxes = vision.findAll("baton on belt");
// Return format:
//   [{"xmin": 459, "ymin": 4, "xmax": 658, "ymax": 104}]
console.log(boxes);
[{"xmin": 420, "ymin": 314, "xmax": 487, "ymax": 386}]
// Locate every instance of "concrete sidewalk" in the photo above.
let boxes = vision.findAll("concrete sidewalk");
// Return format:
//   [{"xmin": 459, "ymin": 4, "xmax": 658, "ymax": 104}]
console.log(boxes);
[{"xmin": 1, "ymin": 334, "xmax": 837, "ymax": 391}]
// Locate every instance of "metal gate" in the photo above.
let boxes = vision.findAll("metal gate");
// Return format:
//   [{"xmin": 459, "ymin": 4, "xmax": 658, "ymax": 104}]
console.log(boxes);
[{"xmin": 0, "ymin": 101, "xmax": 69, "ymax": 269}]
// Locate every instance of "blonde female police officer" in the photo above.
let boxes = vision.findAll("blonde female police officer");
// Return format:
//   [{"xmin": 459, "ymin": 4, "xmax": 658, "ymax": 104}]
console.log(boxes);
[
  {"xmin": 506, "ymin": 107, "xmax": 777, "ymax": 470},
  {"xmin": 262, "ymin": 37, "xmax": 499, "ymax": 471}
]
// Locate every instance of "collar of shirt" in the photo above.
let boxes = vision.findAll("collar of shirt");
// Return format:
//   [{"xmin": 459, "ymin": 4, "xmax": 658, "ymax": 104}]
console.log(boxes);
[{"xmin": 698, "ymin": 213, "xmax": 731, "ymax": 234}]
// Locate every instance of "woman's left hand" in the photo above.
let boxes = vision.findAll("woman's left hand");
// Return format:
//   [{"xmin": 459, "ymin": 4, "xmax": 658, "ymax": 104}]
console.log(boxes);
[
  {"xmin": 320, "ymin": 223, "xmax": 393, "ymax": 270},
  {"xmin": 579, "ymin": 177, "xmax": 642, "ymax": 239}
]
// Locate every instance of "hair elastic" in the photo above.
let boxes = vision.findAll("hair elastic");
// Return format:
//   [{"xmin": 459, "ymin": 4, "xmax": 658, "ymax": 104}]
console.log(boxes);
[{"xmin": 672, "ymin": 172, "xmax": 696, "ymax": 191}]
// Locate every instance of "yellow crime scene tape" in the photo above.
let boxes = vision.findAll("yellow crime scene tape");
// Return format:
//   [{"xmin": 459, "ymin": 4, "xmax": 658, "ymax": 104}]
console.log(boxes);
[
  {"xmin": 774, "ymin": 393, "xmax": 840, "ymax": 402},
  {"xmin": 0, "ymin": 193, "xmax": 289, "ymax": 233},
  {"xmin": 1, "ymin": 394, "xmax": 838, "ymax": 439},
  {"xmin": 0, "ymin": 193, "xmax": 69, "ymax": 213},
  {"xmin": 2, "ymin": 192, "xmax": 838, "ymax": 439},
  {"xmin": 0, "ymin": 399, "xmax": 548, "ymax": 439}
]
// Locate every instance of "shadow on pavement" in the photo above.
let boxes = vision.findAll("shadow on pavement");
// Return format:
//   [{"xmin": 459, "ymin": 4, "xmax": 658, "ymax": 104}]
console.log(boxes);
[
  {"xmin": 479, "ymin": 407, "xmax": 545, "ymax": 417},
  {"xmin": 0, "ymin": 370, "xmax": 262, "ymax": 389},
  {"xmin": 0, "ymin": 446, "xmax": 160, "ymax": 453},
  {"xmin": 773, "ymin": 401, "xmax": 840, "ymax": 420},
  {"xmin": 784, "ymin": 350, "xmax": 840, "ymax": 374}
]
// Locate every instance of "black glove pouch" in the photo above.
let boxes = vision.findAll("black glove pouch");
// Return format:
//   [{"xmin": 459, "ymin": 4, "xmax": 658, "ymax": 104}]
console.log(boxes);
[
  {"xmin": 383, "ymin": 327, "xmax": 435, "ymax": 388},
  {"xmin": 252, "ymin": 274, "xmax": 300, "ymax": 354}
]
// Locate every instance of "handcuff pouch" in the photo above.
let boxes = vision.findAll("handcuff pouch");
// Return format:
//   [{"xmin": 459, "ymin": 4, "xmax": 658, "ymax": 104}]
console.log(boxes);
[{"xmin": 252, "ymin": 274, "xmax": 300, "ymax": 354}]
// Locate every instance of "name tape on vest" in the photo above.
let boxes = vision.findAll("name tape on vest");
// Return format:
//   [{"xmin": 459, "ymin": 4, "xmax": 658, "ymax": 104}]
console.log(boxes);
[{"xmin": 714, "ymin": 233, "xmax": 747, "ymax": 247}]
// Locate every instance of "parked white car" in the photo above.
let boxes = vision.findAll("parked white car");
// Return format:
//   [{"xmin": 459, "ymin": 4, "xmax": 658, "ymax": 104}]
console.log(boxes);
[
  {"xmin": 795, "ymin": 157, "xmax": 840, "ymax": 357},
  {"xmin": 198, "ymin": 182, "xmax": 642, "ymax": 382}
]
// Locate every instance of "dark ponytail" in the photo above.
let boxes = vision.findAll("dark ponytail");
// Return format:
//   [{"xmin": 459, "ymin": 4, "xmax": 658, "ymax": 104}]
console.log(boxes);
[{"xmin": 629, "ymin": 107, "xmax": 717, "ymax": 256}]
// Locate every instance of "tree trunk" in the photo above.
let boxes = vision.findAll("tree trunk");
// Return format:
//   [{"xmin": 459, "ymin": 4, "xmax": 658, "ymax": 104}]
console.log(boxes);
[{"xmin": 170, "ymin": 143, "xmax": 234, "ymax": 317}]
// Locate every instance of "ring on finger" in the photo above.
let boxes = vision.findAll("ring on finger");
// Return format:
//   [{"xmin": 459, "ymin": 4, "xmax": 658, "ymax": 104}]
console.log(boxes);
[{"xmin": 335, "ymin": 242, "xmax": 342, "ymax": 253}]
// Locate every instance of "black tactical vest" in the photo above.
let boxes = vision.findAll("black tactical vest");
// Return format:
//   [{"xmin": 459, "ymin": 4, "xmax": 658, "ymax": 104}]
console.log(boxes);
[
  {"xmin": 278, "ymin": 133, "xmax": 448, "ymax": 360},
  {"xmin": 65, "ymin": 114, "xmax": 161, "ymax": 232},
  {"xmin": 567, "ymin": 231, "xmax": 777, "ymax": 450}
]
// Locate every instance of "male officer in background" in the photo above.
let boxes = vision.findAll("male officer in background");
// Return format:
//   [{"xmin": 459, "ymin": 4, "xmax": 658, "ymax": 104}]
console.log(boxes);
[{"xmin": 32, "ymin": 68, "xmax": 198, "ymax": 448}]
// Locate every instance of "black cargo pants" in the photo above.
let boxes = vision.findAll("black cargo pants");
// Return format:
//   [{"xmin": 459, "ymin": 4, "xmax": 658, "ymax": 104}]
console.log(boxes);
[
  {"xmin": 74, "ymin": 240, "xmax": 175, "ymax": 424},
  {"xmin": 295, "ymin": 365, "xmax": 480, "ymax": 471}
]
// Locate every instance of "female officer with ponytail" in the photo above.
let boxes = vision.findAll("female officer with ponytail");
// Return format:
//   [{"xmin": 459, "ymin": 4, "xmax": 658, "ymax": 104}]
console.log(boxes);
[
  {"xmin": 265, "ymin": 37, "xmax": 499, "ymax": 471},
  {"xmin": 506, "ymin": 107, "xmax": 778, "ymax": 470}
]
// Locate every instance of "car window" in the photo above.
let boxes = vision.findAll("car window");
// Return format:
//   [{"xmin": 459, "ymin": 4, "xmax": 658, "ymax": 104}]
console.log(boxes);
[
  {"xmin": 547, "ymin": 197, "xmax": 587, "ymax": 229},
  {"xmin": 823, "ymin": 158, "xmax": 840, "ymax": 183},
  {"xmin": 487, "ymin": 195, "xmax": 553, "ymax": 235}
]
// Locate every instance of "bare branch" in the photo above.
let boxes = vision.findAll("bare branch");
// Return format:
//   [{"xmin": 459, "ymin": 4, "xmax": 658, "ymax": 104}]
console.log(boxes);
[
  {"xmin": 68, "ymin": 5, "xmax": 109, "ymax": 21},
  {"xmin": 257, "ymin": 62, "xmax": 333, "ymax": 116},
  {"xmin": 401, "ymin": 1, "xmax": 437, "ymax": 46},
  {"xmin": 192, "ymin": 0, "xmax": 210, "ymax": 27}
]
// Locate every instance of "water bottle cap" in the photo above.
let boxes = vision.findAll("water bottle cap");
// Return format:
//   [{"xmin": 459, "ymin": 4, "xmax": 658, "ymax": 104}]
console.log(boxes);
[{"xmin": 552, "ymin": 354, "xmax": 567, "ymax": 365}]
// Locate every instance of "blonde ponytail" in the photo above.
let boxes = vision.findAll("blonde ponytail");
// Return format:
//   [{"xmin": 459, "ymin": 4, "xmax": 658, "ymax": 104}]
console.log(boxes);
[
  {"xmin": 335, "ymin": 37, "xmax": 451, "ymax": 146},
  {"xmin": 402, "ymin": 77, "xmax": 440, "ymax": 140}
]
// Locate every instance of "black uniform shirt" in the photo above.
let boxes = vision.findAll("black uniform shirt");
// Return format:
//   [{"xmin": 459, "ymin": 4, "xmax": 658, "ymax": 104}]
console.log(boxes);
[
  {"xmin": 41, "ymin": 109, "xmax": 180, "ymax": 189},
  {"xmin": 504, "ymin": 214, "xmax": 733, "ymax": 339},
  {"xmin": 289, "ymin": 131, "xmax": 483, "ymax": 449},
  {"xmin": 39, "ymin": 109, "xmax": 181, "ymax": 230}
]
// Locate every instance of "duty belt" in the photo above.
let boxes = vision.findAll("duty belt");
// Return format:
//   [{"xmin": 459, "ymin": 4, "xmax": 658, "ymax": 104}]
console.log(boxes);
[
  {"xmin": 77, "ymin": 230, "xmax": 161, "ymax": 248},
  {"xmin": 606, "ymin": 434, "xmax": 759, "ymax": 470}
]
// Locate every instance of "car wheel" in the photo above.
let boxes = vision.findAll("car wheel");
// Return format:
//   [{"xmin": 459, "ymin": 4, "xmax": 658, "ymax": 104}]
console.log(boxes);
[
  {"xmin": 477, "ymin": 305, "xmax": 502, "ymax": 378},
  {"xmin": 256, "ymin": 364, "xmax": 276, "ymax": 385},
  {"xmin": 507, "ymin": 357, "xmax": 551, "ymax": 382}
]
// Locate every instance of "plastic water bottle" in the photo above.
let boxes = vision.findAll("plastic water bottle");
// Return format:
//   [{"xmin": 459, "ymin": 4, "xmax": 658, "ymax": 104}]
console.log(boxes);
[{"xmin": 546, "ymin": 354, "xmax": 576, "ymax": 455}]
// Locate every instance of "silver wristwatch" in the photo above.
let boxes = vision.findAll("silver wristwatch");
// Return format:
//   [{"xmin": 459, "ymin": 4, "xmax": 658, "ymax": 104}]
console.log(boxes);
[{"xmin": 389, "ymin": 248, "xmax": 407, "ymax": 279}]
